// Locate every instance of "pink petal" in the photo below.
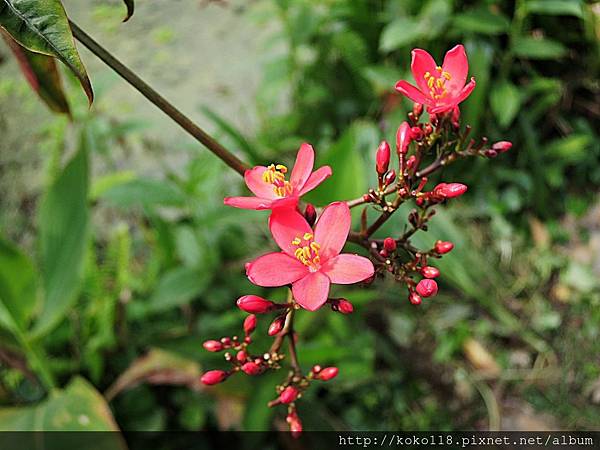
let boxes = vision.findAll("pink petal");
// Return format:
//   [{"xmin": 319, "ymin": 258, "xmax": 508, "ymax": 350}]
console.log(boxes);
[
  {"xmin": 314, "ymin": 202, "xmax": 351, "ymax": 261},
  {"xmin": 442, "ymin": 44, "xmax": 468, "ymax": 93},
  {"xmin": 298, "ymin": 166, "xmax": 332, "ymax": 196},
  {"xmin": 224, "ymin": 196, "xmax": 272, "ymax": 210},
  {"xmin": 269, "ymin": 209, "xmax": 313, "ymax": 256},
  {"xmin": 292, "ymin": 271, "xmax": 330, "ymax": 311},
  {"xmin": 290, "ymin": 143, "xmax": 314, "ymax": 190},
  {"xmin": 411, "ymin": 48, "xmax": 438, "ymax": 94},
  {"xmin": 395, "ymin": 80, "xmax": 431, "ymax": 105},
  {"xmin": 322, "ymin": 254, "xmax": 375, "ymax": 284},
  {"xmin": 245, "ymin": 166, "xmax": 278, "ymax": 199},
  {"xmin": 430, "ymin": 77, "xmax": 476, "ymax": 114},
  {"xmin": 270, "ymin": 196, "xmax": 299, "ymax": 211},
  {"xmin": 246, "ymin": 252, "xmax": 308, "ymax": 287},
  {"xmin": 452, "ymin": 77, "xmax": 476, "ymax": 104}
]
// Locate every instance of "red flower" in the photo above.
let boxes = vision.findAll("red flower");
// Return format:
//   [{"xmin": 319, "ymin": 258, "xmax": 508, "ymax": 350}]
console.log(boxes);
[
  {"xmin": 224, "ymin": 143, "xmax": 332, "ymax": 211},
  {"xmin": 395, "ymin": 45, "xmax": 476, "ymax": 114},
  {"xmin": 246, "ymin": 202, "xmax": 375, "ymax": 311}
]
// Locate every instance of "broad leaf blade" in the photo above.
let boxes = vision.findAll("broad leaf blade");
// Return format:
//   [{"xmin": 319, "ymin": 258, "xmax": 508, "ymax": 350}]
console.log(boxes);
[
  {"xmin": 0, "ymin": 0, "xmax": 93, "ymax": 103},
  {"xmin": 1, "ymin": 30, "xmax": 70, "ymax": 115},
  {"xmin": 33, "ymin": 142, "xmax": 90, "ymax": 337}
]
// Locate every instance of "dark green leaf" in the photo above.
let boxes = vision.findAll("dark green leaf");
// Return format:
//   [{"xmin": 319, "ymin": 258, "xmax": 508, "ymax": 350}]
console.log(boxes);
[
  {"xmin": 0, "ymin": 0, "xmax": 93, "ymax": 103},
  {"xmin": 452, "ymin": 8, "xmax": 511, "ymax": 35},
  {"xmin": 524, "ymin": 0, "xmax": 583, "ymax": 18},
  {"xmin": 490, "ymin": 81, "xmax": 522, "ymax": 128},
  {"xmin": 460, "ymin": 40, "xmax": 493, "ymax": 132},
  {"xmin": 513, "ymin": 36, "xmax": 567, "ymax": 59},
  {"xmin": 379, "ymin": 17, "xmax": 423, "ymax": 52},
  {"xmin": 145, "ymin": 267, "xmax": 209, "ymax": 313}
]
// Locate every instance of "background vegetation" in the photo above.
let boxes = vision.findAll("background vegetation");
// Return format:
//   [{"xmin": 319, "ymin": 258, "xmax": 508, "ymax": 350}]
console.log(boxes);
[{"xmin": 0, "ymin": 0, "xmax": 599, "ymax": 439}]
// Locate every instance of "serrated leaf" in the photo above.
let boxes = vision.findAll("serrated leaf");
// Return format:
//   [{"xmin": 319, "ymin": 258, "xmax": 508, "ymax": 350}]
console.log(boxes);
[
  {"xmin": 1, "ymin": 30, "xmax": 70, "ymax": 114},
  {"xmin": 452, "ymin": 7, "xmax": 511, "ymax": 35},
  {"xmin": 513, "ymin": 36, "xmax": 567, "ymax": 59},
  {"xmin": 0, "ymin": 0, "xmax": 93, "ymax": 103},
  {"xmin": 122, "ymin": 0, "xmax": 134, "ymax": 22},
  {"xmin": 524, "ymin": 0, "xmax": 583, "ymax": 18},
  {"xmin": 490, "ymin": 81, "xmax": 522, "ymax": 127}
]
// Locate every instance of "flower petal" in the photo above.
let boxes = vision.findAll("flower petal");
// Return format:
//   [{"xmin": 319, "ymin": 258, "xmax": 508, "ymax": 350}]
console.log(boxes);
[
  {"xmin": 322, "ymin": 254, "xmax": 374, "ymax": 284},
  {"xmin": 245, "ymin": 166, "xmax": 278, "ymax": 199},
  {"xmin": 269, "ymin": 209, "xmax": 313, "ymax": 256},
  {"xmin": 246, "ymin": 252, "xmax": 308, "ymax": 287},
  {"xmin": 224, "ymin": 196, "xmax": 272, "ymax": 210},
  {"xmin": 292, "ymin": 271, "xmax": 330, "ymax": 311},
  {"xmin": 442, "ymin": 44, "xmax": 468, "ymax": 93},
  {"xmin": 452, "ymin": 77, "xmax": 476, "ymax": 104},
  {"xmin": 411, "ymin": 48, "xmax": 438, "ymax": 94},
  {"xmin": 395, "ymin": 80, "xmax": 430, "ymax": 105},
  {"xmin": 314, "ymin": 202, "xmax": 351, "ymax": 261},
  {"xmin": 290, "ymin": 143, "xmax": 314, "ymax": 190},
  {"xmin": 298, "ymin": 166, "xmax": 332, "ymax": 196},
  {"xmin": 270, "ymin": 196, "xmax": 299, "ymax": 211}
]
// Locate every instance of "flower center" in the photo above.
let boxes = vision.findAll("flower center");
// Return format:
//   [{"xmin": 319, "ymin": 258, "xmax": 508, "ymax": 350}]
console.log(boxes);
[
  {"xmin": 291, "ymin": 233, "xmax": 321, "ymax": 272},
  {"xmin": 262, "ymin": 164, "xmax": 293, "ymax": 197},
  {"xmin": 424, "ymin": 66, "xmax": 452, "ymax": 100}
]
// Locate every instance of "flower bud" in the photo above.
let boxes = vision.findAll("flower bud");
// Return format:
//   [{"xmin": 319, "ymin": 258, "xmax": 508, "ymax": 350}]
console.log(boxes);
[
  {"xmin": 279, "ymin": 386, "xmax": 299, "ymax": 404},
  {"xmin": 429, "ymin": 113, "xmax": 438, "ymax": 126},
  {"xmin": 410, "ymin": 126, "xmax": 424, "ymax": 141},
  {"xmin": 376, "ymin": 141, "xmax": 391, "ymax": 175},
  {"xmin": 424, "ymin": 123, "xmax": 433, "ymax": 136},
  {"xmin": 268, "ymin": 316, "xmax": 285, "ymax": 336},
  {"xmin": 304, "ymin": 203, "xmax": 317, "ymax": 227},
  {"xmin": 330, "ymin": 298, "xmax": 353, "ymax": 314},
  {"xmin": 383, "ymin": 170, "xmax": 396, "ymax": 187},
  {"xmin": 434, "ymin": 240, "xmax": 454, "ymax": 254},
  {"xmin": 243, "ymin": 314, "xmax": 257, "ymax": 335},
  {"xmin": 396, "ymin": 121, "xmax": 411, "ymax": 154},
  {"xmin": 201, "ymin": 370, "xmax": 228, "ymax": 385},
  {"xmin": 311, "ymin": 364, "xmax": 322, "ymax": 374},
  {"xmin": 315, "ymin": 366, "xmax": 338, "ymax": 381},
  {"xmin": 203, "ymin": 340, "xmax": 224, "ymax": 352},
  {"xmin": 383, "ymin": 237, "xmax": 397, "ymax": 253},
  {"xmin": 416, "ymin": 279, "xmax": 438, "ymax": 298},
  {"xmin": 237, "ymin": 295, "xmax": 276, "ymax": 314},
  {"xmin": 433, "ymin": 183, "xmax": 467, "ymax": 199},
  {"xmin": 405, "ymin": 155, "xmax": 417, "ymax": 170},
  {"xmin": 241, "ymin": 361, "xmax": 261, "ymax": 375},
  {"xmin": 236, "ymin": 350, "xmax": 247, "ymax": 363},
  {"xmin": 492, "ymin": 141, "xmax": 512, "ymax": 153},
  {"xmin": 420, "ymin": 266, "xmax": 440, "ymax": 279},
  {"xmin": 409, "ymin": 291, "xmax": 422, "ymax": 305},
  {"xmin": 220, "ymin": 337, "xmax": 231, "ymax": 346},
  {"xmin": 484, "ymin": 149, "xmax": 498, "ymax": 158},
  {"xmin": 287, "ymin": 412, "xmax": 302, "ymax": 438},
  {"xmin": 413, "ymin": 102, "xmax": 423, "ymax": 117},
  {"xmin": 451, "ymin": 106, "xmax": 460, "ymax": 129}
]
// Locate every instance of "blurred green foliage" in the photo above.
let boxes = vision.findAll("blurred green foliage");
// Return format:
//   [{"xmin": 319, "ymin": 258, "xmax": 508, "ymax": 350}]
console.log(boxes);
[{"xmin": 0, "ymin": 0, "xmax": 599, "ymax": 438}]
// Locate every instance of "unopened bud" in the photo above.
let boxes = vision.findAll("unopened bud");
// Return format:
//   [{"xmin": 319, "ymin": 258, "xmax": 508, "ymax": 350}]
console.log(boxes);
[
  {"xmin": 311, "ymin": 364, "xmax": 322, "ymax": 374},
  {"xmin": 433, "ymin": 183, "xmax": 467, "ymax": 199},
  {"xmin": 492, "ymin": 141, "xmax": 512, "ymax": 153},
  {"xmin": 287, "ymin": 412, "xmax": 302, "ymax": 438},
  {"xmin": 384, "ymin": 170, "xmax": 396, "ymax": 186},
  {"xmin": 376, "ymin": 141, "xmax": 391, "ymax": 175},
  {"xmin": 413, "ymin": 102, "xmax": 423, "ymax": 117},
  {"xmin": 434, "ymin": 240, "xmax": 454, "ymax": 254},
  {"xmin": 409, "ymin": 291, "xmax": 422, "ymax": 305},
  {"xmin": 243, "ymin": 314, "xmax": 257, "ymax": 335},
  {"xmin": 416, "ymin": 279, "xmax": 438, "ymax": 298},
  {"xmin": 420, "ymin": 266, "xmax": 440, "ymax": 279},
  {"xmin": 383, "ymin": 237, "xmax": 397, "ymax": 252},
  {"xmin": 237, "ymin": 295, "xmax": 276, "ymax": 314},
  {"xmin": 241, "ymin": 361, "xmax": 261, "ymax": 375},
  {"xmin": 316, "ymin": 367, "xmax": 338, "ymax": 381},
  {"xmin": 405, "ymin": 155, "xmax": 417, "ymax": 170},
  {"xmin": 236, "ymin": 350, "xmax": 247, "ymax": 363},
  {"xmin": 451, "ymin": 106, "xmax": 460, "ymax": 129},
  {"xmin": 410, "ymin": 126, "xmax": 424, "ymax": 141},
  {"xmin": 203, "ymin": 340, "xmax": 224, "ymax": 352},
  {"xmin": 279, "ymin": 386, "xmax": 299, "ymax": 404},
  {"xmin": 201, "ymin": 370, "xmax": 228, "ymax": 385},
  {"xmin": 396, "ymin": 121, "xmax": 411, "ymax": 154},
  {"xmin": 429, "ymin": 113, "xmax": 438, "ymax": 126},
  {"xmin": 304, "ymin": 203, "xmax": 317, "ymax": 227},
  {"xmin": 424, "ymin": 123, "xmax": 434, "ymax": 136},
  {"xmin": 484, "ymin": 149, "xmax": 498, "ymax": 158},
  {"xmin": 330, "ymin": 298, "xmax": 353, "ymax": 314},
  {"xmin": 268, "ymin": 316, "xmax": 285, "ymax": 336}
]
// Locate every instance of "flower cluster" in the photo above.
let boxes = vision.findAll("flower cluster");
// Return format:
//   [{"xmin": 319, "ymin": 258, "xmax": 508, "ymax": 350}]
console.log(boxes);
[{"xmin": 201, "ymin": 44, "xmax": 512, "ymax": 437}]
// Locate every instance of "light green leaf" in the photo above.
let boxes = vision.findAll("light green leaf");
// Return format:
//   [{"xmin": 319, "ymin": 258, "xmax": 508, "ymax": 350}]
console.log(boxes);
[
  {"xmin": 99, "ymin": 178, "xmax": 186, "ymax": 208},
  {"xmin": 452, "ymin": 7, "xmax": 511, "ymax": 35},
  {"xmin": 145, "ymin": 267, "xmax": 209, "ymax": 313},
  {"xmin": 90, "ymin": 170, "xmax": 136, "ymax": 201},
  {"xmin": 33, "ymin": 143, "xmax": 90, "ymax": 337},
  {"xmin": 0, "ymin": 0, "xmax": 93, "ymax": 103},
  {"xmin": 379, "ymin": 17, "xmax": 423, "ymax": 52},
  {"xmin": 513, "ymin": 36, "xmax": 567, "ymax": 60},
  {"xmin": 524, "ymin": 0, "xmax": 583, "ymax": 18},
  {"xmin": 490, "ymin": 81, "xmax": 522, "ymax": 128}
]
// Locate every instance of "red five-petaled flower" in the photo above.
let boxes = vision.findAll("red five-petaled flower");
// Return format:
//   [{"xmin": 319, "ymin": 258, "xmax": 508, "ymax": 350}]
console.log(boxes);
[
  {"xmin": 395, "ymin": 44, "xmax": 476, "ymax": 114},
  {"xmin": 245, "ymin": 202, "xmax": 375, "ymax": 311},
  {"xmin": 224, "ymin": 143, "xmax": 332, "ymax": 211}
]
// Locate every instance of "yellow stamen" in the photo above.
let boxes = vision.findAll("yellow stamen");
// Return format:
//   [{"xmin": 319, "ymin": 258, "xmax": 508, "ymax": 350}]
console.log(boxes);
[
  {"xmin": 262, "ymin": 163, "xmax": 292, "ymax": 197},
  {"xmin": 291, "ymin": 234, "xmax": 322, "ymax": 271}
]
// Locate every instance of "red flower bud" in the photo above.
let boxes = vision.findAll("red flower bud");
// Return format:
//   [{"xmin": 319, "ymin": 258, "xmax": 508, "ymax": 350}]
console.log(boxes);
[
  {"xmin": 287, "ymin": 412, "xmax": 302, "ymax": 438},
  {"xmin": 409, "ymin": 291, "xmax": 422, "ymax": 305},
  {"xmin": 492, "ymin": 141, "xmax": 512, "ymax": 153},
  {"xmin": 304, "ymin": 203, "xmax": 317, "ymax": 227},
  {"xmin": 279, "ymin": 386, "xmax": 299, "ymax": 404},
  {"xmin": 424, "ymin": 123, "xmax": 433, "ymax": 136},
  {"xmin": 451, "ymin": 106, "xmax": 460, "ymax": 129},
  {"xmin": 384, "ymin": 170, "xmax": 396, "ymax": 186},
  {"xmin": 396, "ymin": 121, "xmax": 411, "ymax": 154},
  {"xmin": 243, "ymin": 314, "xmax": 257, "ymax": 335},
  {"xmin": 316, "ymin": 366, "xmax": 338, "ymax": 381},
  {"xmin": 413, "ymin": 102, "xmax": 423, "ymax": 117},
  {"xmin": 383, "ymin": 237, "xmax": 397, "ymax": 252},
  {"xmin": 236, "ymin": 350, "xmax": 247, "ymax": 363},
  {"xmin": 434, "ymin": 240, "xmax": 454, "ymax": 254},
  {"xmin": 433, "ymin": 183, "xmax": 467, "ymax": 199},
  {"xmin": 405, "ymin": 155, "xmax": 417, "ymax": 170},
  {"xmin": 416, "ymin": 279, "xmax": 438, "ymax": 298},
  {"xmin": 268, "ymin": 316, "xmax": 285, "ymax": 336},
  {"xmin": 202, "ymin": 340, "xmax": 224, "ymax": 352},
  {"xmin": 201, "ymin": 370, "xmax": 228, "ymax": 385},
  {"xmin": 376, "ymin": 141, "xmax": 391, "ymax": 175},
  {"xmin": 241, "ymin": 361, "xmax": 261, "ymax": 375},
  {"xmin": 311, "ymin": 364, "xmax": 322, "ymax": 374},
  {"xmin": 484, "ymin": 149, "xmax": 498, "ymax": 158},
  {"xmin": 330, "ymin": 298, "xmax": 353, "ymax": 314},
  {"xmin": 420, "ymin": 266, "xmax": 440, "ymax": 279},
  {"xmin": 237, "ymin": 295, "xmax": 276, "ymax": 314},
  {"xmin": 220, "ymin": 337, "xmax": 231, "ymax": 346},
  {"xmin": 429, "ymin": 113, "xmax": 438, "ymax": 126},
  {"xmin": 410, "ymin": 126, "xmax": 424, "ymax": 141}
]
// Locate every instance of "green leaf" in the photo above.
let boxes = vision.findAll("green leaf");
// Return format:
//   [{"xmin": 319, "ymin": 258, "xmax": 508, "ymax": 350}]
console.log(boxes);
[
  {"xmin": 122, "ymin": 0, "xmax": 134, "ymax": 22},
  {"xmin": 99, "ymin": 178, "xmax": 186, "ymax": 208},
  {"xmin": 0, "ymin": 377, "xmax": 124, "ymax": 436},
  {"xmin": 452, "ymin": 7, "xmax": 511, "ymax": 35},
  {"xmin": 513, "ymin": 36, "xmax": 568, "ymax": 60},
  {"xmin": 33, "ymin": 142, "xmax": 90, "ymax": 337},
  {"xmin": 460, "ymin": 40, "xmax": 493, "ymax": 132},
  {"xmin": 1, "ymin": 30, "xmax": 70, "ymax": 115},
  {"xmin": 0, "ymin": 237, "xmax": 38, "ymax": 330},
  {"xmin": 361, "ymin": 65, "xmax": 399, "ymax": 95},
  {"xmin": 490, "ymin": 81, "xmax": 522, "ymax": 128},
  {"xmin": 524, "ymin": 0, "xmax": 583, "ymax": 18},
  {"xmin": 145, "ymin": 267, "xmax": 209, "ymax": 313},
  {"xmin": 379, "ymin": 17, "xmax": 423, "ymax": 52},
  {"xmin": 0, "ymin": 0, "xmax": 93, "ymax": 103}
]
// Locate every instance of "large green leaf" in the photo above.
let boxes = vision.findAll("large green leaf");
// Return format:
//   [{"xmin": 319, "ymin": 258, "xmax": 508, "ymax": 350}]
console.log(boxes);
[
  {"xmin": 33, "ymin": 142, "xmax": 90, "ymax": 337},
  {"xmin": 524, "ymin": 0, "xmax": 584, "ymax": 18},
  {"xmin": 1, "ymin": 29, "xmax": 70, "ymax": 115},
  {"xmin": 452, "ymin": 7, "xmax": 511, "ymax": 35},
  {"xmin": 0, "ymin": 0, "xmax": 93, "ymax": 103},
  {"xmin": 490, "ymin": 80, "xmax": 522, "ymax": 128},
  {"xmin": 512, "ymin": 36, "xmax": 567, "ymax": 60},
  {"xmin": 145, "ymin": 267, "xmax": 209, "ymax": 313}
]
